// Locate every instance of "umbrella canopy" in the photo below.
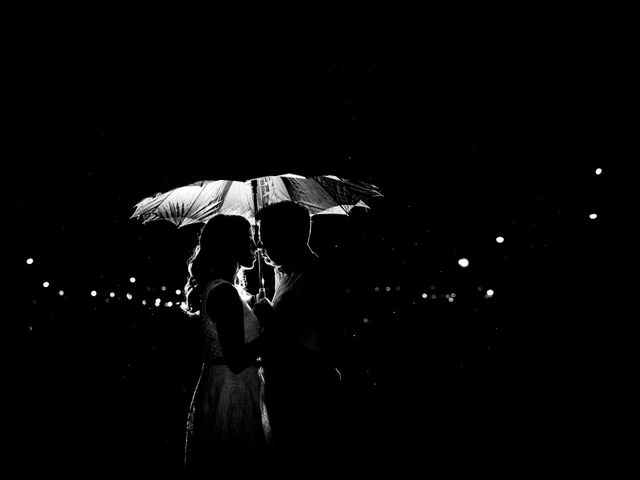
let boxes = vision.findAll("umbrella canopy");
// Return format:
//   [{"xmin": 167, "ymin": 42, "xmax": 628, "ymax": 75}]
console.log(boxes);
[{"xmin": 130, "ymin": 173, "xmax": 383, "ymax": 227}]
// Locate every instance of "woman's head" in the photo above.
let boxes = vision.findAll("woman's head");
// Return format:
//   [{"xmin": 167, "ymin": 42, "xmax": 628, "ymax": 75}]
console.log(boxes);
[{"xmin": 182, "ymin": 215, "xmax": 257, "ymax": 314}]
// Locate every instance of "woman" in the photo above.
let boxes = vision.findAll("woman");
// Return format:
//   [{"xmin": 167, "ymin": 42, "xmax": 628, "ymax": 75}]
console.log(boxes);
[{"xmin": 182, "ymin": 214, "xmax": 271, "ymax": 471}]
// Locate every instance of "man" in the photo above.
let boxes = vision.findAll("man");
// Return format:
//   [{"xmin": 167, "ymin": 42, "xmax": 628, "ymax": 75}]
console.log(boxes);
[{"xmin": 253, "ymin": 201, "xmax": 343, "ymax": 466}]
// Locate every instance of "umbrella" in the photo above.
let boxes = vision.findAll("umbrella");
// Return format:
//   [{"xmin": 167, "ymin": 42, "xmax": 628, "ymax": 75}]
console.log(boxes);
[
  {"xmin": 130, "ymin": 173, "xmax": 383, "ymax": 289},
  {"xmin": 130, "ymin": 173, "xmax": 383, "ymax": 227}
]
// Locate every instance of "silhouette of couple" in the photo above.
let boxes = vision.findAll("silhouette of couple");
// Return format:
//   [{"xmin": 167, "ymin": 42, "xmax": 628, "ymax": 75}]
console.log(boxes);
[{"xmin": 182, "ymin": 201, "xmax": 343, "ymax": 472}]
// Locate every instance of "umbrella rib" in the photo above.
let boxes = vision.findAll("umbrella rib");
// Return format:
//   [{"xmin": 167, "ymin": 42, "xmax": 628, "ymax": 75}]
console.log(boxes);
[
  {"xmin": 177, "ymin": 180, "xmax": 224, "ymax": 227},
  {"xmin": 310, "ymin": 177, "xmax": 351, "ymax": 215}
]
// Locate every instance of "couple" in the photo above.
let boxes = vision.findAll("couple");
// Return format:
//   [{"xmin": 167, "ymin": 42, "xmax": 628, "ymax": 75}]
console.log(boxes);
[{"xmin": 182, "ymin": 201, "xmax": 342, "ymax": 472}]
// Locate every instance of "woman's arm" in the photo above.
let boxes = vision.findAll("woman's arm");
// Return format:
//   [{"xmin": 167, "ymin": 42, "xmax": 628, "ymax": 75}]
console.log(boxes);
[{"xmin": 205, "ymin": 282, "xmax": 266, "ymax": 374}]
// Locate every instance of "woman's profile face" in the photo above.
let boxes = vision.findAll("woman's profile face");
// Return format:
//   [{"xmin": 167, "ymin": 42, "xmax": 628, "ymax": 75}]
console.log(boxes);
[{"xmin": 238, "ymin": 224, "xmax": 258, "ymax": 269}]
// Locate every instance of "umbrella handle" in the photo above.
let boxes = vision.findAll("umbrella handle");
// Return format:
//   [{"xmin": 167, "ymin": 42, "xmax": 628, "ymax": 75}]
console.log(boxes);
[{"xmin": 256, "ymin": 250, "xmax": 265, "ymax": 298}]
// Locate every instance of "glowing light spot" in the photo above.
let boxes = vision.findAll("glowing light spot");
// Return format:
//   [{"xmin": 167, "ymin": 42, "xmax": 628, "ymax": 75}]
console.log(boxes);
[
  {"xmin": 126, "ymin": 293, "xmax": 133, "ymax": 300},
  {"xmin": 363, "ymin": 318, "xmax": 369, "ymax": 323},
  {"xmin": 374, "ymin": 286, "xmax": 380, "ymax": 292},
  {"xmin": 26, "ymin": 258, "xmax": 34, "ymax": 265},
  {"xmin": 486, "ymin": 289, "xmax": 494, "ymax": 298},
  {"xmin": 155, "ymin": 298, "xmax": 161, "ymax": 307},
  {"xmin": 42, "ymin": 282, "xmax": 49, "ymax": 288},
  {"xmin": 141, "ymin": 300, "xmax": 147, "ymax": 305},
  {"xmin": 385, "ymin": 286, "xmax": 391, "ymax": 292},
  {"xmin": 496, "ymin": 236, "xmax": 505, "ymax": 243},
  {"xmin": 421, "ymin": 293, "xmax": 428, "ymax": 299},
  {"xmin": 458, "ymin": 258, "xmax": 470, "ymax": 268},
  {"xmin": 91, "ymin": 290, "xmax": 97, "ymax": 297},
  {"xmin": 451, "ymin": 293, "xmax": 456, "ymax": 298},
  {"xmin": 109, "ymin": 292, "xmax": 115, "ymax": 298},
  {"xmin": 448, "ymin": 297, "xmax": 454, "ymax": 302},
  {"xmin": 175, "ymin": 289, "xmax": 182, "ymax": 295},
  {"xmin": 595, "ymin": 168, "xmax": 602, "ymax": 175},
  {"xmin": 165, "ymin": 301, "xmax": 173, "ymax": 307},
  {"xmin": 161, "ymin": 286, "xmax": 167, "ymax": 291},
  {"xmin": 58, "ymin": 290, "xmax": 64, "ymax": 296},
  {"xmin": 589, "ymin": 213, "xmax": 598, "ymax": 220},
  {"xmin": 129, "ymin": 277, "xmax": 136, "ymax": 283}
]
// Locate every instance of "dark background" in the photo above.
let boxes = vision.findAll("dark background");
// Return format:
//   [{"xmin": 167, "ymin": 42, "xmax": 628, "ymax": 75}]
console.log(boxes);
[{"xmin": 5, "ymin": 16, "xmax": 625, "ymax": 474}]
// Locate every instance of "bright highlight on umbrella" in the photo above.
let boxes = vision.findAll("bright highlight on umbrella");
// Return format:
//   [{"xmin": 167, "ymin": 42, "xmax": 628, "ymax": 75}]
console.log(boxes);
[
  {"xmin": 130, "ymin": 173, "xmax": 383, "ymax": 227},
  {"xmin": 458, "ymin": 258, "xmax": 470, "ymax": 268}
]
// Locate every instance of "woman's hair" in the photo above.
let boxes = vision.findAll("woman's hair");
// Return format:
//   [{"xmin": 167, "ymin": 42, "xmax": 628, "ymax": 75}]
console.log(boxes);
[{"xmin": 181, "ymin": 214, "xmax": 252, "ymax": 315}]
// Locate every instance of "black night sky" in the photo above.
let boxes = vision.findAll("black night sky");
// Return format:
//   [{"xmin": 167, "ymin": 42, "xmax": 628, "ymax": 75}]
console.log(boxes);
[{"xmin": 6, "ymin": 18, "xmax": 625, "ymax": 474}]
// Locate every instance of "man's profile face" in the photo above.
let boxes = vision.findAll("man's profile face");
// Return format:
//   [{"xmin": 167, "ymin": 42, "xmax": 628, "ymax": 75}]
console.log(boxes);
[{"xmin": 257, "ymin": 220, "xmax": 285, "ymax": 267}]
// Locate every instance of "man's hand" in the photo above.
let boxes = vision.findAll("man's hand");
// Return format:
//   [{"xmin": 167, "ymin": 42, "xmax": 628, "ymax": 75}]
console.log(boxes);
[{"xmin": 253, "ymin": 297, "xmax": 275, "ymax": 330}]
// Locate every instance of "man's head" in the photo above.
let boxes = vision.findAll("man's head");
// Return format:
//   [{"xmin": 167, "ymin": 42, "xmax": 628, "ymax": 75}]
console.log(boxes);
[{"xmin": 256, "ymin": 201, "xmax": 312, "ymax": 268}]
